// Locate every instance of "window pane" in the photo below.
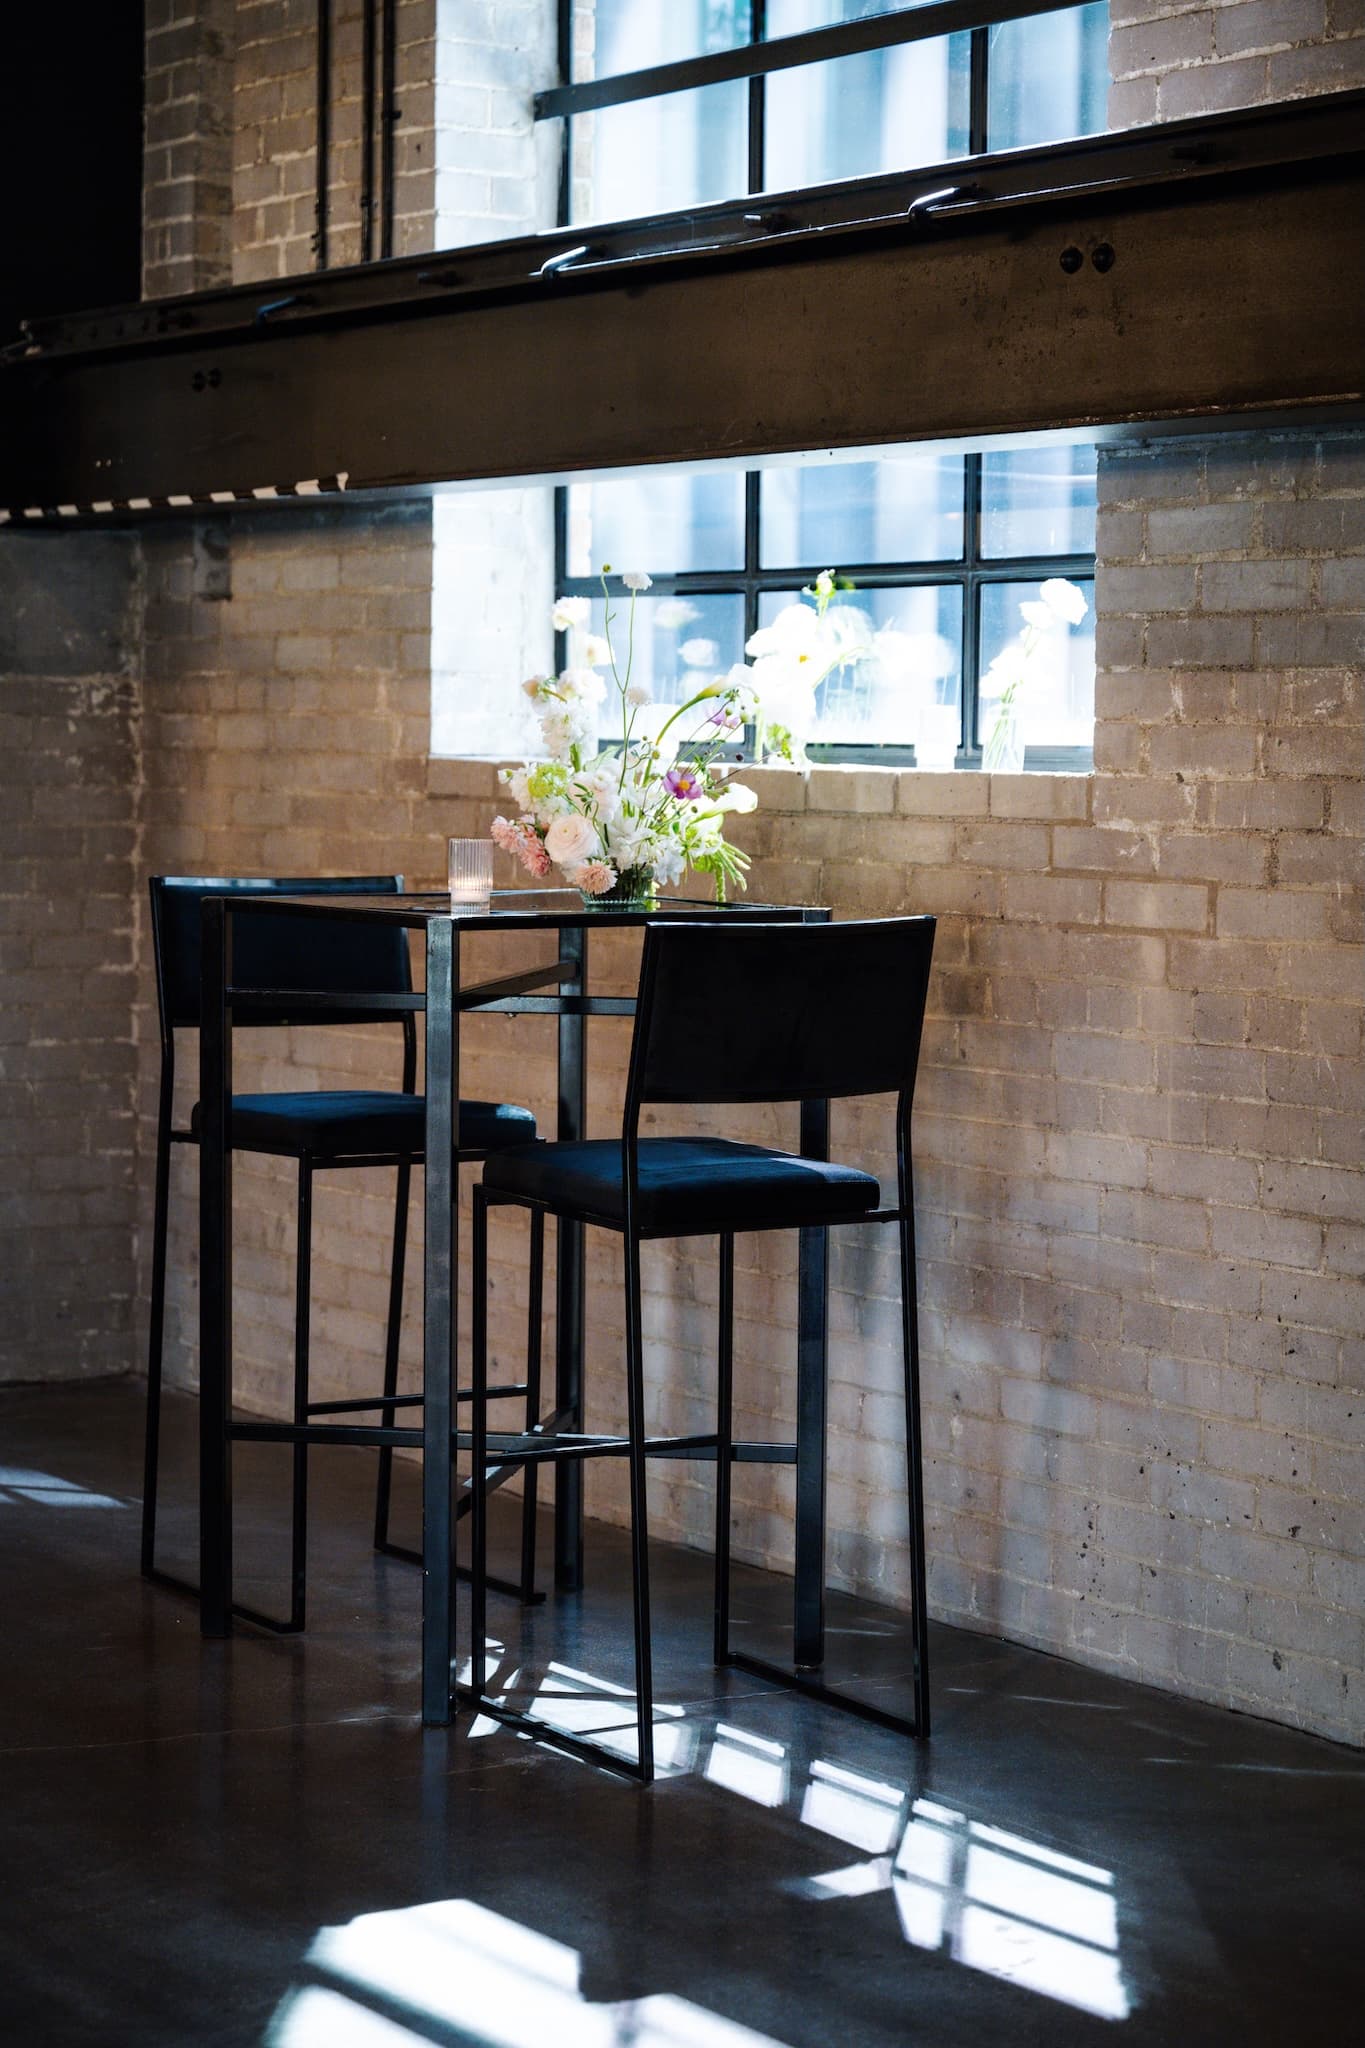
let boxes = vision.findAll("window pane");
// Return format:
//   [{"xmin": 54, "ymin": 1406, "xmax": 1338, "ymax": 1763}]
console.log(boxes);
[
  {"xmin": 764, "ymin": 36, "xmax": 970, "ymax": 191},
  {"xmin": 573, "ymin": 82, "xmax": 748, "ymax": 223},
  {"xmin": 586, "ymin": 592, "xmax": 746, "ymax": 717},
  {"xmin": 584, "ymin": 2, "xmax": 753, "ymax": 79},
  {"xmin": 979, "ymin": 578, "xmax": 1095, "ymax": 756},
  {"xmin": 761, "ymin": 454, "xmax": 964, "ymax": 567},
  {"xmin": 987, "ymin": 5, "xmax": 1109, "ymax": 153},
  {"xmin": 758, "ymin": 585, "xmax": 962, "ymax": 747},
  {"xmin": 768, "ymin": 2, "xmax": 935, "ymax": 32},
  {"xmin": 568, "ymin": 473, "xmax": 746, "ymax": 578},
  {"xmin": 981, "ymin": 447, "xmax": 1097, "ymax": 559}
]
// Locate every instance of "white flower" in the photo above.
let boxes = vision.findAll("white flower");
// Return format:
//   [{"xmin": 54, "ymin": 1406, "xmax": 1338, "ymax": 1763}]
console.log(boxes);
[
  {"xmin": 621, "ymin": 570, "xmax": 653, "ymax": 592},
  {"xmin": 653, "ymin": 842, "xmax": 685, "ymax": 886},
  {"xmin": 551, "ymin": 595, "xmax": 591, "ymax": 632},
  {"xmin": 679, "ymin": 637, "xmax": 719, "ymax": 669},
  {"xmin": 1019, "ymin": 601, "xmax": 1055, "ymax": 630},
  {"xmin": 558, "ymin": 666, "xmax": 607, "ymax": 705},
  {"xmin": 544, "ymin": 813, "xmax": 599, "ymax": 867},
  {"xmin": 1040, "ymin": 577, "xmax": 1088, "ymax": 626},
  {"xmin": 521, "ymin": 674, "xmax": 550, "ymax": 699},
  {"xmin": 539, "ymin": 703, "xmax": 595, "ymax": 760},
  {"xmin": 625, "ymin": 681, "xmax": 652, "ymax": 707},
  {"xmin": 813, "ymin": 569, "xmax": 836, "ymax": 601},
  {"xmin": 711, "ymin": 781, "xmax": 758, "ymax": 815},
  {"xmin": 605, "ymin": 820, "xmax": 652, "ymax": 871},
  {"xmin": 654, "ymin": 597, "xmax": 699, "ymax": 631},
  {"xmin": 582, "ymin": 633, "xmax": 612, "ymax": 668}
]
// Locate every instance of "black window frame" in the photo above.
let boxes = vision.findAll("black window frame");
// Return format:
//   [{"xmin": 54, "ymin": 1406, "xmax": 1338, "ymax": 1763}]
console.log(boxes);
[
  {"xmin": 545, "ymin": 1, "xmax": 1104, "ymax": 769},
  {"xmin": 553, "ymin": 456, "xmax": 1095, "ymax": 769}
]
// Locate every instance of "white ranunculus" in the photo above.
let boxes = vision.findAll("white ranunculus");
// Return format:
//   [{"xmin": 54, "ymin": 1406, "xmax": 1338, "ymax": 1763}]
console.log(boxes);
[
  {"xmin": 679, "ymin": 637, "xmax": 718, "ymax": 669},
  {"xmin": 558, "ymin": 666, "xmax": 607, "ymax": 704},
  {"xmin": 1020, "ymin": 601, "xmax": 1056, "ymax": 631},
  {"xmin": 544, "ymin": 812, "xmax": 599, "ymax": 867},
  {"xmin": 654, "ymin": 597, "xmax": 699, "ymax": 631},
  {"xmin": 1040, "ymin": 577, "xmax": 1088, "ymax": 626},
  {"xmin": 621, "ymin": 569, "xmax": 653, "ymax": 591},
  {"xmin": 582, "ymin": 633, "xmax": 612, "ymax": 668},
  {"xmin": 551, "ymin": 595, "xmax": 591, "ymax": 632}
]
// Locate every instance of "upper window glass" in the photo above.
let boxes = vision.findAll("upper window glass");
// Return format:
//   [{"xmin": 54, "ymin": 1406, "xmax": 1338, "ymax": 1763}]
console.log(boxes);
[
  {"xmin": 987, "ymin": 4, "xmax": 1109, "ymax": 151},
  {"xmin": 981, "ymin": 447, "xmax": 1098, "ymax": 558},
  {"xmin": 765, "ymin": 37, "xmax": 970, "ymax": 192},
  {"xmin": 760, "ymin": 453, "xmax": 964, "ymax": 567},
  {"xmin": 568, "ymin": 472, "xmax": 747, "ymax": 577},
  {"xmin": 587, "ymin": 2, "xmax": 754, "ymax": 77}
]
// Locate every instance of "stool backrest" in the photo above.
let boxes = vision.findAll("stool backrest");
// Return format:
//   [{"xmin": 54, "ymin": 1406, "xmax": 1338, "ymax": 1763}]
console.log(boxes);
[
  {"xmin": 150, "ymin": 875, "xmax": 412, "ymax": 1038},
  {"xmin": 629, "ymin": 916, "xmax": 936, "ymax": 1111}
]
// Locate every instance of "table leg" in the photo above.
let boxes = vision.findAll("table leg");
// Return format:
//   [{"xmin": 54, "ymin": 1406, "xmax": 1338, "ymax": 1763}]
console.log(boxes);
[
  {"xmin": 422, "ymin": 919, "xmax": 456, "ymax": 1725},
  {"xmin": 554, "ymin": 924, "xmax": 587, "ymax": 1592},
  {"xmin": 199, "ymin": 897, "xmax": 233, "ymax": 1638},
  {"xmin": 795, "ymin": 1098, "xmax": 830, "ymax": 1670}
]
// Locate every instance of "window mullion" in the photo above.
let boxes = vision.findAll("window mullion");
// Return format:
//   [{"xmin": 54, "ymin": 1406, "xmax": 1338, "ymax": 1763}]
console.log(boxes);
[
  {"xmin": 969, "ymin": 24, "xmax": 990, "ymax": 157},
  {"xmin": 961, "ymin": 453, "xmax": 984, "ymax": 760}
]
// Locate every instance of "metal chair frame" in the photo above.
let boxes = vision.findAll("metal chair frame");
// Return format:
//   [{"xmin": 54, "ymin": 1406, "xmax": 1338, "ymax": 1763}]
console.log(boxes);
[
  {"xmin": 463, "ymin": 916, "xmax": 936, "ymax": 1782},
  {"xmin": 141, "ymin": 873, "xmax": 543, "ymax": 1634}
]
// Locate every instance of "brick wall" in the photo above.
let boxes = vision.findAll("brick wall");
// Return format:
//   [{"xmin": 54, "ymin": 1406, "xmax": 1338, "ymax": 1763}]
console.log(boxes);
[
  {"xmin": 143, "ymin": 0, "xmax": 236, "ymax": 297},
  {"xmin": 0, "ymin": 535, "xmax": 142, "ymax": 1383},
  {"xmin": 1109, "ymin": 0, "xmax": 1365, "ymax": 124}
]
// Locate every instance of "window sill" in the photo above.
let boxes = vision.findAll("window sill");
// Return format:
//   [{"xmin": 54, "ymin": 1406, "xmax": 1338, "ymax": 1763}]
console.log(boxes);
[{"xmin": 428, "ymin": 754, "xmax": 1094, "ymax": 824}]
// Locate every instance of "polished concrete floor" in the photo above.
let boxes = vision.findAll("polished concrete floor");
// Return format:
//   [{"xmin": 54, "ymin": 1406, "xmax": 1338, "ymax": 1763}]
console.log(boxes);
[{"xmin": 1, "ymin": 1379, "xmax": 1362, "ymax": 2048}]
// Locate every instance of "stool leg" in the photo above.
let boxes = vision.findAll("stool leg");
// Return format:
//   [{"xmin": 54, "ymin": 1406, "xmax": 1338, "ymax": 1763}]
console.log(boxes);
[
  {"xmin": 624, "ymin": 1230, "xmax": 654, "ymax": 1783},
  {"xmin": 373, "ymin": 1155, "xmax": 413, "ymax": 1552},
  {"xmin": 289, "ymin": 1159, "xmax": 313, "ymax": 1633},
  {"xmin": 519, "ymin": 1206, "xmax": 544, "ymax": 1601},
  {"xmin": 140, "ymin": 1097, "xmax": 174, "ymax": 1578},
  {"xmin": 714, "ymin": 1231, "xmax": 734, "ymax": 1668},
  {"xmin": 898, "ymin": 1196, "xmax": 930, "ymax": 1737},
  {"xmin": 469, "ymin": 1184, "xmax": 490, "ymax": 1701}
]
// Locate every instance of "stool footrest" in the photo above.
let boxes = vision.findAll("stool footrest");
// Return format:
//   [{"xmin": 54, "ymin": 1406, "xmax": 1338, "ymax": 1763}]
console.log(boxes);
[{"xmin": 724, "ymin": 1648, "xmax": 929, "ymax": 1739}]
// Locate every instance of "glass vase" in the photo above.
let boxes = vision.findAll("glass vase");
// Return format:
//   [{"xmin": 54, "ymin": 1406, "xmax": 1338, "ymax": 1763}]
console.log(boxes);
[
  {"xmin": 580, "ymin": 865, "xmax": 659, "ymax": 912},
  {"xmin": 983, "ymin": 699, "xmax": 1025, "ymax": 774}
]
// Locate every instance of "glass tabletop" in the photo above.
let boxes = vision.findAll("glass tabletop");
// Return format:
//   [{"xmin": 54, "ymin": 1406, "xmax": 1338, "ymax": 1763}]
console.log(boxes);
[{"xmin": 220, "ymin": 889, "xmax": 826, "ymax": 930}]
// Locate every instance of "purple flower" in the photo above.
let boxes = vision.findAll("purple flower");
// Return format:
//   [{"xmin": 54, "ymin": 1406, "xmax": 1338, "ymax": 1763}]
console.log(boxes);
[
  {"xmin": 665, "ymin": 765, "xmax": 704, "ymax": 801},
  {"xmin": 708, "ymin": 705, "xmax": 742, "ymax": 730}
]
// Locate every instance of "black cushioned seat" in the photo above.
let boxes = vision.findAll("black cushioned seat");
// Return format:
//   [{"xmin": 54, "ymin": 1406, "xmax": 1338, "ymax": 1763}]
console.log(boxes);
[
  {"xmin": 484, "ymin": 1136, "xmax": 880, "ymax": 1236},
  {"xmin": 191, "ymin": 1092, "xmax": 536, "ymax": 1158}
]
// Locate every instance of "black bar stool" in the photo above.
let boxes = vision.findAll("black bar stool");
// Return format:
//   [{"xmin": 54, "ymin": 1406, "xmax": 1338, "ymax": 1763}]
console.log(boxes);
[
  {"xmin": 142, "ymin": 873, "xmax": 544, "ymax": 1631},
  {"xmin": 464, "ymin": 914, "xmax": 936, "ymax": 1780}
]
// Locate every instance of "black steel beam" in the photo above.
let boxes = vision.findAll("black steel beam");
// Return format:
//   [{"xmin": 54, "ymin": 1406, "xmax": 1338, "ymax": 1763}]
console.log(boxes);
[{"xmin": 2, "ymin": 95, "xmax": 1362, "ymax": 523}]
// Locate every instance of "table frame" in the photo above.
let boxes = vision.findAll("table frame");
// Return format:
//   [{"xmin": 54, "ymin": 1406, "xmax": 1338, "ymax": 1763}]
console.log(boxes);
[{"xmin": 197, "ymin": 889, "xmax": 830, "ymax": 1725}]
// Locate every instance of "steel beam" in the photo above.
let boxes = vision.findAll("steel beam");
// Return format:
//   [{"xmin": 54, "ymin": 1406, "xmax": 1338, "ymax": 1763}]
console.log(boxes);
[{"xmin": 2, "ymin": 97, "xmax": 1362, "ymax": 522}]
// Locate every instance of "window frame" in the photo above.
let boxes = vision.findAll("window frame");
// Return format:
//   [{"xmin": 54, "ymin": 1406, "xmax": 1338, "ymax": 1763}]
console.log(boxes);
[
  {"xmin": 547, "ymin": 2, "xmax": 1102, "ymax": 769},
  {"xmin": 553, "ymin": 455, "xmax": 1095, "ymax": 769}
]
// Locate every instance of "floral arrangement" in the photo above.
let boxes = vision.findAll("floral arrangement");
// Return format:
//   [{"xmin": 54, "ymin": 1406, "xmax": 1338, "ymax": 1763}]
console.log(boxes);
[
  {"xmin": 982, "ymin": 577, "xmax": 1089, "ymax": 771},
  {"xmin": 492, "ymin": 568, "xmax": 758, "ymax": 904}
]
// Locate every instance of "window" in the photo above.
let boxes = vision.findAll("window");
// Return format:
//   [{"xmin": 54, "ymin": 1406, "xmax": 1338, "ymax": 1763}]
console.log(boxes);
[
  {"xmin": 554, "ymin": 3, "xmax": 1110, "ymax": 227},
  {"xmin": 545, "ymin": 4, "xmax": 1107, "ymax": 765},
  {"xmin": 557, "ymin": 446, "xmax": 1097, "ymax": 766}
]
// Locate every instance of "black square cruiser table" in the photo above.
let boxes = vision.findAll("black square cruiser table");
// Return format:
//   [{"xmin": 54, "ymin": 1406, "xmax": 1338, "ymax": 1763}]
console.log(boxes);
[{"xmin": 197, "ymin": 889, "xmax": 831, "ymax": 1725}]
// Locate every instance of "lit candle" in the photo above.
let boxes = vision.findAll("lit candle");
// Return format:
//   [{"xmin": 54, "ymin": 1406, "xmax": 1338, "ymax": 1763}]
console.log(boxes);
[{"xmin": 448, "ymin": 837, "xmax": 493, "ymax": 909}]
